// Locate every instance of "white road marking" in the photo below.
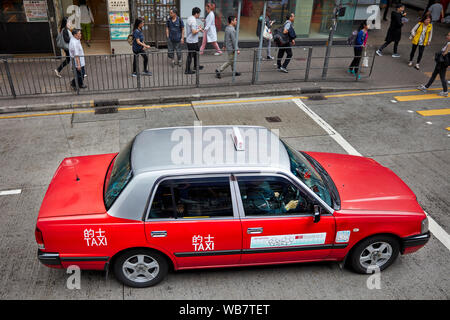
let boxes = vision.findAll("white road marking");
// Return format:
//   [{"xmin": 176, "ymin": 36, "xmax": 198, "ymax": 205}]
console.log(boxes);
[
  {"xmin": 292, "ymin": 98, "xmax": 450, "ymax": 251},
  {"xmin": 0, "ymin": 189, "xmax": 22, "ymax": 196}
]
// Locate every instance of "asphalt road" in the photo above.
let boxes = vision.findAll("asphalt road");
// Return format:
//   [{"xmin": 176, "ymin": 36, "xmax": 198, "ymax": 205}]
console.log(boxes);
[{"xmin": 0, "ymin": 89, "xmax": 449, "ymax": 299}]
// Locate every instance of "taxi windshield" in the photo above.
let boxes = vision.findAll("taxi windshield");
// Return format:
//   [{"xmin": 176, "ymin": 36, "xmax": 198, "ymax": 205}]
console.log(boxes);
[
  {"xmin": 281, "ymin": 141, "xmax": 332, "ymax": 207},
  {"xmin": 104, "ymin": 139, "xmax": 133, "ymax": 210}
]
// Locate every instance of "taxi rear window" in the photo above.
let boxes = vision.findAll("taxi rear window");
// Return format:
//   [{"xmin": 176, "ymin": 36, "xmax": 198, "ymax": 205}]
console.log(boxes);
[{"xmin": 148, "ymin": 177, "xmax": 233, "ymax": 219}]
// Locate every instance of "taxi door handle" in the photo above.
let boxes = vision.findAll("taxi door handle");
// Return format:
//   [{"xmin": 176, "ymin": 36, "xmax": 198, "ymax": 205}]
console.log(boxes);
[
  {"xmin": 151, "ymin": 231, "xmax": 167, "ymax": 237},
  {"xmin": 247, "ymin": 227, "xmax": 263, "ymax": 234}
]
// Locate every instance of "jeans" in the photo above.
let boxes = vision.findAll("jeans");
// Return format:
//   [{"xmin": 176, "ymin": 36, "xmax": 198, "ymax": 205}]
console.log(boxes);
[
  {"xmin": 425, "ymin": 62, "xmax": 448, "ymax": 92},
  {"xmin": 168, "ymin": 40, "xmax": 182, "ymax": 62},
  {"xmin": 57, "ymin": 49, "xmax": 70, "ymax": 73},
  {"xmin": 186, "ymin": 42, "xmax": 199, "ymax": 71},
  {"xmin": 264, "ymin": 39, "xmax": 272, "ymax": 57},
  {"xmin": 71, "ymin": 65, "xmax": 85, "ymax": 88},
  {"xmin": 133, "ymin": 49, "xmax": 148, "ymax": 73},
  {"xmin": 277, "ymin": 44, "xmax": 293, "ymax": 68},
  {"xmin": 349, "ymin": 46, "xmax": 363, "ymax": 73},
  {"xmin": 409, "ymin": 44, "xmax": 425, "ymax": 63}
]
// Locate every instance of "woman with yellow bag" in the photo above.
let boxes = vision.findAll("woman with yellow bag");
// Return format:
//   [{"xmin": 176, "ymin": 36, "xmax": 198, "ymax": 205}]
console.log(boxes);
[{"xmin": 408, "ymin": 14, "xmax": 433, "ymax": 70}]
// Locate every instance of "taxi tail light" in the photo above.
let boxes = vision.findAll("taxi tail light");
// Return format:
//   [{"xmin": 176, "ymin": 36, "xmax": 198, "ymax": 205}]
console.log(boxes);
[{"xmin": 35, "ymin": 227, "xmax": 45, "ymax": 250}]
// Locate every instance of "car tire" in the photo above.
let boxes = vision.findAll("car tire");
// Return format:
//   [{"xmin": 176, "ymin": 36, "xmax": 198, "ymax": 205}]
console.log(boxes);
[
  {"xmin": 349, "ymin": 235, "xmax": 400, "ymax": 274},
  {"xmin": 113, "ymin": 249, "xmax": 168, "ymax": 288}
]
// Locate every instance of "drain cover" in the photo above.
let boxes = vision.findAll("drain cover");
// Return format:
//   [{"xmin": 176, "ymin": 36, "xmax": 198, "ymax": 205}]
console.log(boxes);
[
  {"xmin": 265, "ymin": 116, "xmax": 282, "ymax": 123},
  {"xmin": 306, "ymin": 94, "xmax": 327, "ymax": 101},
  {"xmin": 94, "ymin": 106, "xmax": 118, "ymax": 114}
]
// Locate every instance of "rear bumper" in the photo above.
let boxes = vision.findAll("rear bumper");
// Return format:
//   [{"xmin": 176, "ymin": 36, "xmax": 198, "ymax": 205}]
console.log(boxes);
[
  {"xmin": 38, "ymin": 250, "xmax": 61, "ymax": 266},
  {"xmin": 401, "ymin": 231, "xmax": 430, "ymax": 253}
]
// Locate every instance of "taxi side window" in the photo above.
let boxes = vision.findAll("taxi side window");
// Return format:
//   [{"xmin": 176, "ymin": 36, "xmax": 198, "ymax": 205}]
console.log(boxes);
[
  {"xmin": 149, "ymin": 177, "xmax": 233, "ymax": 219},
  {"xmin": 237, "ymin": 176, "xmax": 313, "ymax": 217}
]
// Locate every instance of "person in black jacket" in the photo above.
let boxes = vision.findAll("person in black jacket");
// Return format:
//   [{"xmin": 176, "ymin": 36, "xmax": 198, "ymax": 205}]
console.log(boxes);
[
  {"xmin": 376, "ymin": 4, "xmax": 406, "ymax": 58},
  {"xmin": 54, "ymin": 17, "xmax": 71, "ymax": 78}
]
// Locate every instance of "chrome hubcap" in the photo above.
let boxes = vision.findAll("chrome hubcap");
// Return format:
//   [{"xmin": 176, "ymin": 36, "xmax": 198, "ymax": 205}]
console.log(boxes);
[
  {"xmin": 122, "ymin": 254, "xmax": 159, "ymax": 283},
  {"xmin": 359, "ymin": 242, "xmax": 392, "ymax": 269}
]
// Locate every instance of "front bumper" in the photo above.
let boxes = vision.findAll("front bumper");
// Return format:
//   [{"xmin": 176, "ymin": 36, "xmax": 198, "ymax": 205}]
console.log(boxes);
[
  {"xmin": 37, "ymin": 250, "xmax": 61, "ymax": 266},
  {"xmin": 401, "ymin": 231, "xmax": 431, "ymax": 253}
]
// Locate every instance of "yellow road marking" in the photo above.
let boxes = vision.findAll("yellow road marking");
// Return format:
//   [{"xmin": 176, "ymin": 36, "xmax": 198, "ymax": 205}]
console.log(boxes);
[
  {"xmin": 417, "ymin": 108, "xmax": 450, "ymax": 116},
  {"xmin": 394, "ymin": 94, "xmax": 448, "ymax": 102},
  {"xmin": 0, "ymin": 87, "xmax": 446, "ymax": 120}
]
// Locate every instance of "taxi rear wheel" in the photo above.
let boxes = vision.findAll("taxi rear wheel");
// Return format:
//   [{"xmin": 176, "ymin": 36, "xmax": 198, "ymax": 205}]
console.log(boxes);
[
  {"xmin": 349, "ymin": 235, "xmax": 400, "ymax": 274},
  {"xmin": 114, "ymin": 249, "xmax": 168, "ymax": 288}
]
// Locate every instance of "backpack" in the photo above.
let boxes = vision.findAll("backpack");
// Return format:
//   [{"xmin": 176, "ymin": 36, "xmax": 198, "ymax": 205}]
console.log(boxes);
[
  {"xmin": 347, "ymin": 30, "xmax": 357, "ymax": 46},
  {"xmin": 127, "ymin": 33, "xmax": 133, "ymax": 45},
  {"xmin": 273, "ymin": 23, "xmax": 289, "ymax": 46}
]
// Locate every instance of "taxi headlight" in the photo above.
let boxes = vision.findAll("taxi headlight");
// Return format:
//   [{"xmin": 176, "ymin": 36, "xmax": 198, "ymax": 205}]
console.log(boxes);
[{"xmin": 421, "ymin": 217, "xmax": 429, "ymax": 234}]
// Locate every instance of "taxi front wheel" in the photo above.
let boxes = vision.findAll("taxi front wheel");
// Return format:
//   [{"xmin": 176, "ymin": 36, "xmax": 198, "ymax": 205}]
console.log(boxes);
[
  {"xmin": 349, "ymin": 235, "xmax": 400, "ymax": 274},
  {"xmin": 114, "ymin": 249, "xmax": 168, "ymax": 288}
]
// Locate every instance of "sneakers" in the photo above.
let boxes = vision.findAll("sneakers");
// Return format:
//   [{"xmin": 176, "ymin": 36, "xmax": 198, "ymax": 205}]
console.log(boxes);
[
  {"xmin": 438, "ymin": 91, "xmax": 448, "ymax": 97},
  {"xmin": 376, "ymin": 50, "xmax": 383, "ymax": 56},
  {"xmin": 54, "ymin": 69, "xmax": 62, "ymax": 78},
  {"xmin": 185, "ymin": 70, "xmax": 195, "ymax": 75},
  {"xmin": 214, "ymin": 51, "xmax": 223, "ymax": 56},
  {"xmin": 267, "ymin": 55, "xmax": 274, "ymax": 60},
  {"xmin": 408, "ymin": 61, "xmax": 413, "ymax": 67},
  {"xmin": 131, "ymin": 72, "xmax": 137, "ymax": 77},
  {"xmin": 279, "ymin": 67, "xmax": 288, "ymax": 73},
  {"xmin": 414, "ymin": 64, "xmax": 420, "ymax": 70},
  {"xmin": 215, "ymin": 69, "xmax": 221, "ymax": 79},
  {"xmin": 392, "ymin": 54, "xmax": 400, "ymax": 58},
  {"xmin": 142, "ymin": 71, "xmax": 152, "ymax": 76},
  {"xmin": 234, "ymin": 71, "xmax": 241, "ymax": 76},
  {"xmin": 417, "ymin": 85, "xmax": 428, "ymax": 92}
]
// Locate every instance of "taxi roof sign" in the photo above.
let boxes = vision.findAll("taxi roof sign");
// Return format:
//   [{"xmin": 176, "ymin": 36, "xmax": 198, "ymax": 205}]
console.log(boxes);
[{"xmin": 231, "ymin": 126, "xmax": 245, "ymax": 151}]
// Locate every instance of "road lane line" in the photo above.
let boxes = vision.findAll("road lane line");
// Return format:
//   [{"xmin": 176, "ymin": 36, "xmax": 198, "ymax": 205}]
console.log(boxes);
[
  {"xmin": 417, "ymin": 108, "xmax": 450, "ymax": 116},
  {"xmin": 0, "ymin": 189, "xmax": 22, "ymax": 196},
  {"xmin": 395, "ymin": 94, "xmax": 449, "ymax": 102},
  {"xmin": 292, "ymin": 97, "xmax": 450, "ymax": 251},
  {"xmin": 292, "ymin": 98, "xmax": 361, "ymax": 156}
]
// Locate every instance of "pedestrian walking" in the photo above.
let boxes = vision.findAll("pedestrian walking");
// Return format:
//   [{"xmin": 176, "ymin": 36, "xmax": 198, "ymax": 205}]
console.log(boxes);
[
  {"xmin": 348, "ymin": 22, "xmax": 369, "ymax": 79},
  {"xmin": 276, "ymin": 13, "xmax": 296, "ymax": 73},
  {"xmin": 54, "ymin": 17, "xmax": 72, "ymax": 78},
  {"xmin": 376, "ymin": 4, "xmax": 407, "ymax": 58},
  {"xmin": 185, "ymin": 7, "xmax": 204, "ymax": 75},
  {"xmin": 215, "ymin": 16, "xmax": 240, "ymax": 79},
  {"xmin": 166, "ymin": 8, "xmax": 184, "ymax": 68},
  {"xmin": 79, "ymin": 0, "xmax": 94, "ymax": 47},
  {"xmin": 256, "ymin": 7, "xmax": 275, "ymax": 60},
  {"xmin": 132, "ymin": 18, "xmax": 152, "ymax": 77},
  {"xmin": 408, "ymin": 14, "xmax": 433, "ymax": 70},
  {"xmin": 69, "ymin": 29, "xmax": 86, "ymax": 89},
  {"xmin": 199, "ymin": 3, "xmax": 222, "ymax": 55},
  {"xmin": 418, "ymin": 32, "xmax": 449, "ymax": 96},
  {"xmin": 427, "ymin": 0, "xmax": 444, "ymax": 23}
]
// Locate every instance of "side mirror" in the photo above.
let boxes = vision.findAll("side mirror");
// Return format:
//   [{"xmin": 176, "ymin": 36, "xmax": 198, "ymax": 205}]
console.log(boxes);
[{"xmin": 313, "ymin": 205, "xmax": 321, "ymax": 223}]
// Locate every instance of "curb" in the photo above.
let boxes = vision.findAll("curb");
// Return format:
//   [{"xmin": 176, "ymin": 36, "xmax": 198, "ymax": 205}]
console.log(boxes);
[{"xmin": 0, "ymin": 85, "xmax": 424, "ymax": 114}]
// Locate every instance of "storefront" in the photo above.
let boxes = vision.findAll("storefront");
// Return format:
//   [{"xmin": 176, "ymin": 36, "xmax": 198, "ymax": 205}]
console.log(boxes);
[{"xmin": 0, "ymin": 0, "xmax": 56, "ymax": 54}]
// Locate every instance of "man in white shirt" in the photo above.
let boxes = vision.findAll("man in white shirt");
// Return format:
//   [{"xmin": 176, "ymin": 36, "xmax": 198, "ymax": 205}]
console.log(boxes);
[
  {"xmin": 69, "ymin": 29, "xmax": 86, "ymax": 89},
  {"xmin": 427, "ymin": 0, "xmax": 444, "ymax": 22},
  {"xmin": 185, "ymin": 7, "xmax": 204, "ymax": 74}
]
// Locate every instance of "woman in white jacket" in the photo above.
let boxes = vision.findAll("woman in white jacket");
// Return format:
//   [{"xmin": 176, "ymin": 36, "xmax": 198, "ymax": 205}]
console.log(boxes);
[{"xmin": 199, "ymin": 3, "xmax": 222, "ymax": 55}]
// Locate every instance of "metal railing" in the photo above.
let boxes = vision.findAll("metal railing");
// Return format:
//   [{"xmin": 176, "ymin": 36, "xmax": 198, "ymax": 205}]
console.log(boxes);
[{"xmin": 0, "ymin": 45, "xmax": 375, "ymax": 98}]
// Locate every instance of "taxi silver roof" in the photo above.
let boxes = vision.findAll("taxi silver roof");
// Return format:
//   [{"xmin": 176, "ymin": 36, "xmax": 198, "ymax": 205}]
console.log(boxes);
[{"xmin": 131, "ymin": 126, "xmax": 291, "ymax": 175}]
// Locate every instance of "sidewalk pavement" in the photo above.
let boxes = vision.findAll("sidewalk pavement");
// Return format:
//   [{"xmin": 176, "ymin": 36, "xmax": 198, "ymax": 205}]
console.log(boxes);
[{"xmin": 0, "ymin": 7, "xmax": 448, "ymax": 114}]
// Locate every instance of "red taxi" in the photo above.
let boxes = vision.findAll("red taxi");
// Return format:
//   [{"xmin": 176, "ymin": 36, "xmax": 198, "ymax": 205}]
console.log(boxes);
[{"xmin": 35, "ymin": 126, "xmax": 430, "ymax": 287}]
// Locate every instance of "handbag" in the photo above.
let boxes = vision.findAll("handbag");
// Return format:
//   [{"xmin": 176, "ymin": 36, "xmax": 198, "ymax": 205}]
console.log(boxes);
[
  {"xmin": 435, "ymin": 52, "xmax": 449, "ymax": 66},
  {"xmin": 263, "ymin": 25, "xmax": 273, "ymax": 40},
  {"xmin": 56, "ymin": 30, "xmax": 69, "ymax": 51}
]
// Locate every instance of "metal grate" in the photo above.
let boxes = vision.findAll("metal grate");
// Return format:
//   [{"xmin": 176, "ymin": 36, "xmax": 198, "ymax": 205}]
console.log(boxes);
[{"xmin": 265, "ymin": 116, "xmax": 282, "ymax": 123}]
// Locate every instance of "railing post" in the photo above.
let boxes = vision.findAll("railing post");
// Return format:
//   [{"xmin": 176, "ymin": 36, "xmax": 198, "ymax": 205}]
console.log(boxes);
[
  {"xmin": 195, "ymin": 49, "xmax": 200, "ymax": 88},
  {"xmin": 304, "ymin": 47, "xmax": 313, "ymax": 82},
  {"xmin": 368, "ymin": 48, "xmax": 376, "ymax": 78},
  {"xmin": 2, "ymin": 58, "xmax": 16, "ymax": 98},
  {"xmin": 71, "ymin": 59, "xmax": 80, "ymax": 95},
  {"xmin": 251, "ymin": 48, "xmax": 258, "ymax": 84},
  {"xmin": 136, "ymin": 53, "xmax": 141, "ymax": 90}
]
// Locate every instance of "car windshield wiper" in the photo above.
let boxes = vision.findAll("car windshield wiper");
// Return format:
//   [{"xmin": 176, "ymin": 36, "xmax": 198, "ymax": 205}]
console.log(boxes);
[{"xmin": 301, "ymin": 152, "xmax": 341, "ymax": 209}]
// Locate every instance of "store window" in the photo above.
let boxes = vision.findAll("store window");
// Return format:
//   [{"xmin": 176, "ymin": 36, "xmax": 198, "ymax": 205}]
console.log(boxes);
[{"xmin": 1, "ymin": 0, "xmax": 27, "ymax": 23}]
